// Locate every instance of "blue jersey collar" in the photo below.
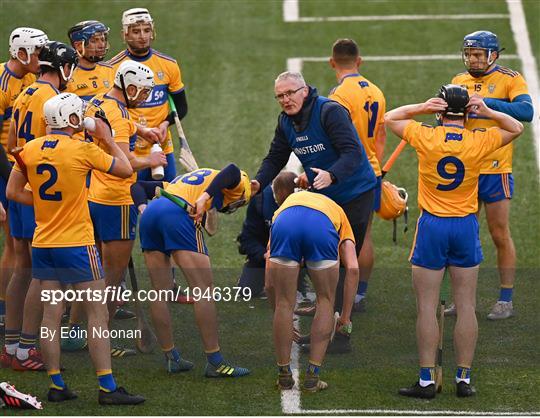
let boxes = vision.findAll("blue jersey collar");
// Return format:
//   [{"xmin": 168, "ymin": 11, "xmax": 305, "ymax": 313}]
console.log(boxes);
[
  {"xmin": 50, "ymin": 130, "xmax": 71, "ymax": 137},
  {"xmin": 36, "ymin": 80, "xmax": 60, "ymax": 93},
  {"xmin": 443, "ymin": 123, "xmax": 464, "ymax": 129},
  {"xmin": 4, "ymin": 62, "xmax": 23, "ymax": 79},
  {"xmin": 126, "ymin": 48, "xmax": 153, "ymax": 62},
  {"xmin": 339, "ymin": 73, "xmax": 360, "ymax": 84}
]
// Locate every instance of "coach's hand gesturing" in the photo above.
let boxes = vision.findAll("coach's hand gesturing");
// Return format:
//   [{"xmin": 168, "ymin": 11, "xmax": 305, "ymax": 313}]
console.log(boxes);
[{"xmin": 311, "ymin": 167, "xmax": 333, "ymax": 190}]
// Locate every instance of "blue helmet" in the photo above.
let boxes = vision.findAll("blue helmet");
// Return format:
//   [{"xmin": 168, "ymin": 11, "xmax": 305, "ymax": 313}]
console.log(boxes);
[
  {"xmin": 68, "ymin": 20, "xmax": 109, "ymax": 62},
  {"xmin": 462, "ymin": 31, "xmax": 501, "ymax": 77}
]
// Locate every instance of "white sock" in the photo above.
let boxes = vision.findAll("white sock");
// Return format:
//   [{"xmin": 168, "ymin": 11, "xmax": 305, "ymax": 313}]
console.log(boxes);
[
  {"xmin": 16, "ymin": 347, "xmax": 30, "ymax": 360},
  {"xmin": 6, "ymin": 343, "xmax": 18, "ymax": 356},
  {"xmin": 419, "ymin": 378, "xmax": 434, "ymax": 387}
]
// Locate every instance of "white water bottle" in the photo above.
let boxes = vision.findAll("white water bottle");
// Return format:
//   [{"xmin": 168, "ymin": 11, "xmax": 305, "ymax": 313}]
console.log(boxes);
[{"xmin": 151, "ymin": 144, "xmax": 164, "ymax": 180}]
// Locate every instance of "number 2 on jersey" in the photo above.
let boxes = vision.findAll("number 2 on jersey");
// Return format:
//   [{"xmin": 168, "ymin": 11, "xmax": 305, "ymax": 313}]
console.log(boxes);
[{"xmin": 37, "ymin": 164, "xmax": 62, "ymax": 201}]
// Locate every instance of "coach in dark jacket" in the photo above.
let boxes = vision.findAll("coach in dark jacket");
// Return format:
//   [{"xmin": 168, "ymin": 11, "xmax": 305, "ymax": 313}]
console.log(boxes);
[{"xmin": 252, "ymin": 71, "xmax": 376, "ymax": 256}]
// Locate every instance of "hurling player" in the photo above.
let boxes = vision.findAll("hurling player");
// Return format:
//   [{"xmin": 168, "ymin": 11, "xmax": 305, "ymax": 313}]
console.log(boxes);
[
  {"xmin": 448, "ymin": 31, "xmax": 533, "ymax": 320},
  {"xmin": 386, "ymin": 85, "xmax": 523, "ymax": 399},
  {"xmin": 109, "ymin": 7, "xmax": 187, "ymax": 182},
  {"xmin": 1, "ymin": 41, "xmax": 77, "ymax": 372}
]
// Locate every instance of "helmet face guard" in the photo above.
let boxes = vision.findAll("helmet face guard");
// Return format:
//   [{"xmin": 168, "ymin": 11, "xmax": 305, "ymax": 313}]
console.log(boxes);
[
  {"xmin": 68, "ymin": 21, "xmax": 110, "ymax": 63},
  {"xmin": 462, "ymin": 31, "xmax": 501, "ymax": 77},
  {"xmin": 122, "ymin": 8, "xmax": 156, "ymax": 50}
]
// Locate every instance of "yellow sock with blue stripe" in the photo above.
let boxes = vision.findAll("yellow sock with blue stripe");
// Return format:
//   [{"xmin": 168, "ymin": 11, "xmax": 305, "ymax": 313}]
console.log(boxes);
[
  {"xmin": 419, "ymin": 366, "xmax": 435, "ymax": 387},
  {"xmin": 499, "ymin": 285, "xmax": 513, "ymax": 302},
  {"xmin": 97, "ymin": 369, "xmax": 117, "ymax": 392},
  {"xmin": 456, "ymin": 366, "xmax": 471, "ymax": 384},
  {"xmin": 48, "ymin": 370, "xmax": 66, "ymax": 390}
]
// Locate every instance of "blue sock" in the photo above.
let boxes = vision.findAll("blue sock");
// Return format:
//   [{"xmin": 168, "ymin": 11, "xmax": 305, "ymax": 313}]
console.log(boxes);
[
  {"xmin": 165, "ymin": 347, "xmax": 181, "ymax": 362},
  {"xmin": 307, "ymin": 362, "xmax": 320, "ymax": 376},
  {"xmin": 357, "ymin": 281, "xmax": 368, "ymax": 297},
  {"xmin": 97, "ymin": 370, "xmax": 117, "ymax": 392},
  {"xmin": 0, "ymin": 299, "xmax": 5, "ymax": 316},
  {"xmin": 419, "ymin": 367, "xmax": 435, "ymax": 384},
  {"xmin": 206, "ymin": 350, "xmax": 224, "ymax": 366},
  {"xmin": 48, "ymin": 370, "xmax": 65, "ymax": 390},
  {"xmin": 499, "ymin": 286, "xmax": 513, "ymax": 302},
  {"xmin": 278, "ymin": 364, "xmax": 291, "ymax": 374},
  {"xmin": 456, "ymin": 366, "xmax": 471, "ymax": 383}
]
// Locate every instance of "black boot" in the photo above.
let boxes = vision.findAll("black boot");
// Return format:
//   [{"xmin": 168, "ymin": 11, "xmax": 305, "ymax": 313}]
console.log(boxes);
[
  {"xmin": 398, "ymin": 381, "xmax": 436, "ymax": 399},
  {"xmin": 456, "ymin": 381, "xmax": 476, "ymax": 397}
]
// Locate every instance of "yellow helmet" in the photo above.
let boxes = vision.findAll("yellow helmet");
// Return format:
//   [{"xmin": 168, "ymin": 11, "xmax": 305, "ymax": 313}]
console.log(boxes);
[{"xmin": 376, "ymin": 181, "xmax": 408, "ymax": 220}]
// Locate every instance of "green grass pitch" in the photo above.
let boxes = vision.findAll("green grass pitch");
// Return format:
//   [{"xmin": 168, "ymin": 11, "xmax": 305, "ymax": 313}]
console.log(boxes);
[{"xmin": 0, "ymin": 0, "xmax": 538, "ymax": 415}]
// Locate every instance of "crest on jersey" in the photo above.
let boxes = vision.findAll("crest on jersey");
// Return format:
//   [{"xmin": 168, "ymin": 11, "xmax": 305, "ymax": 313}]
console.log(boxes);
[
  {"xmin": 488, "ymin": 83, "xmax": 496, "ymax": 94},
  {"xmin": 157, "ymin": 71, "xmax": 164, "ymax": 80}
]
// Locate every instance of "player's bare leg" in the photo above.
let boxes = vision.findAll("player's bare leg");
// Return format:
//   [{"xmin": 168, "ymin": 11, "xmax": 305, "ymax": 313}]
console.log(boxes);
[
  {"xmin": 411, "ymin": 265, "xmax": 444, "ymax": 368},
  {"xmin": 307, "ymin": 263, "xmax": 339, "ymax": 365},
  {"xmin": 172, "ymin": 250, "xmax": 219, "ymax": 351},
  {"xmin": 40, "ymin": 280, "xmax": 64, "ymax": 372},
  {"xmin": 356, "ymin": 216, "xmax": 374, "ymax": 311},
  {"xmin": 484, "ymin": 199, "xmax": 515, "ymax": 319},
  {"xmin": 449, "ymin": 265, "xmax": 478, "ymax": 367},
  {"xmin": 0, "ymin": 222, "xmax": 15, "ymax": 323},
  {"xmin": 19, "ymin": 278, "xmax": 44, "ymax": 344},
  {"xmin": 268, "ymin": 260, "xmax": 299, "ymax": 367},
  {"xmin": 144, "ymin": 251, "xmax": 175, "ymax": 349},
  {"xmin": 75, "ymin": 280, "xmax": 112, "ymax": 371},
  {"xmin": 145, "ymin": 250, "xmax": 193, "ymax": 373},
  {"xmin": 4, "ymin": 239, "xmax": 32, "ymax": 332},
  {"xmin": 101, "ymin": 240, "xmax": 135, "ymax": 324}
]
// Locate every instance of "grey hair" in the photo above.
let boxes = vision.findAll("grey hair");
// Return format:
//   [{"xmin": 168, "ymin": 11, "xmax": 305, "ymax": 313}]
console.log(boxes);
[{"xmin": 275, "ymin": 71, "xmax": 306, "ymax": 86}]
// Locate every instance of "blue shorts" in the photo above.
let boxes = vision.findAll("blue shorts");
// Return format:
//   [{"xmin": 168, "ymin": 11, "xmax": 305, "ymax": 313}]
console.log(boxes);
[
  {"xmin": 270, "ymin": 206, "xmax": 339, "ymax": 263},
  {"xmin": 478, "ymin": 173, "xmax": 513, "ymax": 203},
  {"xmin": 139, "ymin": 197, "xmax": 207, "ymax": 256},
  {"xmin": 373, "ymin": 176, "xmax": 382, "ymax": 212},
  {"xmin": 32, "ymin": 245, "xmax": 104, "ymax": 283},
  {"xmin": 409, "ymin": 211, "xmax": 483, "ymax": 270},
  {"xmin": 89, "ymin": 202, "xmax": 137, "ymax": 241},
  {"xmin": 137, "ymin": 152, "xmax": 177, "ymax": 182},
  {"xmin": 9, "ymin": 200, "xmax": 36, "ymax": 239}
]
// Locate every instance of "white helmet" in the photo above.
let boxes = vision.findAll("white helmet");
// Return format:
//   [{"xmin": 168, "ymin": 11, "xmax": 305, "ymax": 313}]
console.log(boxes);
[
  {"xmin": 122, "ymin": 8, "xmax": 154, "ymax": 34},
  {"xmin": 9, "ymin": 27, "xmax": 48, "ymax": 65},
  {"xmin": 43, "ymin": 93, "xmax": 85, "ymax": 129},
  {"xmin": 114, "ymin": 60, "xmax": 154, "ymax": 102}
]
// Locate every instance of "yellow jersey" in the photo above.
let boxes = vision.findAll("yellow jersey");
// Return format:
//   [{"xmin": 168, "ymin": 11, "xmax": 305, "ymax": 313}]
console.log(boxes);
[
  {"xmin": 452, "ymin": 66, "xmax": 529, "ymax": 174},
  {"xmin": 164, "ymin": 168, "xmax": 246, "ymax": 211},
  {"xmin": 14, "ymin": 131, "xmax": 114, "ymax": 247},
  {"xmin": 108, "ymin": 48, "xmax": 185, "ymax": 156},
  {"xmin": 87, "ymin": 93, "xmax": 137, "ymax": 205},
  {"xmin": 11, "ymin": 80, "xmax": 59, "ymax": 149},
  {"xmin": 403, "ymin": 121, "xmax": 503, "ymax": 217},
  {"xmin": 273, "ymin": 191, "xmax": 355, "ymax": 244},
  {"xmin": 329, "ymin": 74, "xmax": 386, "ymax": 176},
  {"xmin": 0, "ymin": 62, "xmax": 36, "ymax": 158},
  {"xmin": 65, "ymin": 62, "xmax": 114, "ymax": 101}
]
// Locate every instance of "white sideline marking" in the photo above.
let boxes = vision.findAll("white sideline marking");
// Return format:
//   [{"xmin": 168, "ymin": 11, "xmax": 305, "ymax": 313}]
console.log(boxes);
[
  {"xmin": 506, "ymin": 0, "xmax": 540, "ymax": 171},
  {"xmin": 280, "ymin": 313, "xmax": 301, "ymax": 414},
  {"xmin": 283, "ymin": 0, "xmax": 508, "ymax": 22},
  {"xmin": 301, "ymin": 409, "xmax": 540, "ymax": 416},
  {"xmin": 287, "ymin": 55, "xmax": 519, "ymax": 74}
]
